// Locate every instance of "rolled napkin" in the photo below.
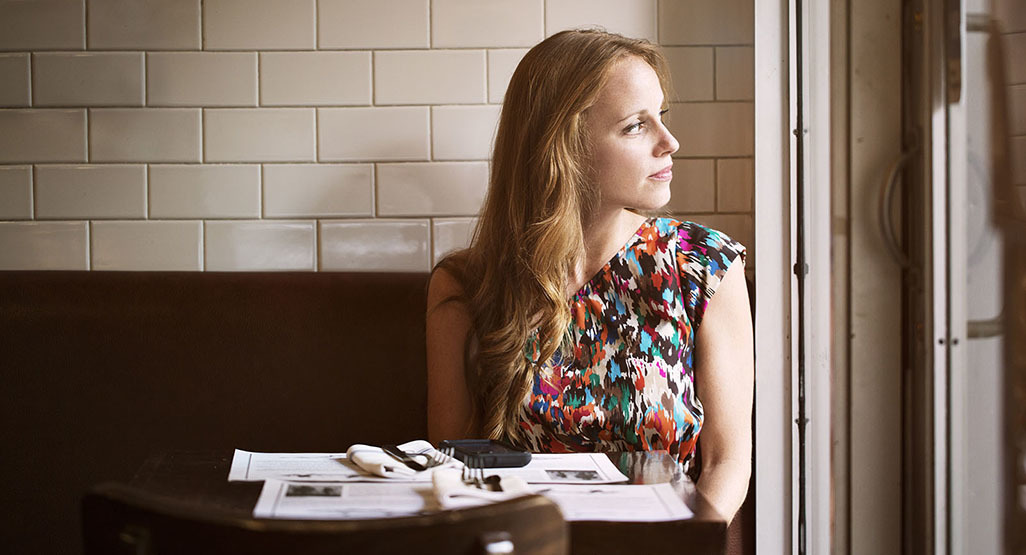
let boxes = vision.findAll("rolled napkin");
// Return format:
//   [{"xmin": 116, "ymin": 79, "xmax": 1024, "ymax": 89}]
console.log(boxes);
[
  {"xmin": 432, "ymin": 468, "xmax": 533, "ymax": 510},
  {"xmin": 346, "ymin": 440, "xmax": 456, "ymax": 479}
]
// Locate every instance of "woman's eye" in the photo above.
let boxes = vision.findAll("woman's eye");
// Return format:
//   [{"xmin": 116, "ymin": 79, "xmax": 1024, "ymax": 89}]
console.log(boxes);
[{"xmin": 624, "ymin": 121, "xmax": 644, "ymax": 134}]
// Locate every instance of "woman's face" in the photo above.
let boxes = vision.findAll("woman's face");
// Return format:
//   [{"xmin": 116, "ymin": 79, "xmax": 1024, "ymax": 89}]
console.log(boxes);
[{"xmin": 583, "ymin": 56, "xmax": 679, "ymax": 214}]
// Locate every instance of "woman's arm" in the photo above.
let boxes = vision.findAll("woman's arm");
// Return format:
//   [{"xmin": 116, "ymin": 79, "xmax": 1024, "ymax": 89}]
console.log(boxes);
[
  {"xmin": 694, "ymin": 260, "xmax": 754, "ymax": 522},
  {"xmin": 425, "ymin": 268, "xmax": 476, "ymax": 444}
]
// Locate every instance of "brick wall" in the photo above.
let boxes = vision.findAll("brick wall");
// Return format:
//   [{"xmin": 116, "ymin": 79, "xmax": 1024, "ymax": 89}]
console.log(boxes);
[{"xmin": 0, "ymin": 0, "xmax": 755, "ymax": 271}]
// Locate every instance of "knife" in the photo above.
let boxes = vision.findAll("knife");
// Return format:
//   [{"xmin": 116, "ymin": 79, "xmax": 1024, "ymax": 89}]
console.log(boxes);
[{"xmin": 381, "ymin": 444, "xmax": 427, "ymax": 471}]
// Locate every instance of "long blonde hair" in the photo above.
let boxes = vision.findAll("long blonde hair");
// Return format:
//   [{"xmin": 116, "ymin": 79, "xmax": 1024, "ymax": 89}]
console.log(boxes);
[{"xmin": 435, "ymin": 29, "xmax": 672, "ymax": 442}]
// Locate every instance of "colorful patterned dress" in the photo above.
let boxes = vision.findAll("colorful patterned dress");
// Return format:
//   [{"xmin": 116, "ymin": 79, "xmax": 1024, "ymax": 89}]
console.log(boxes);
[{"xmin": 517, "ymin": 217, "xmax": 746, "ymax": 472}]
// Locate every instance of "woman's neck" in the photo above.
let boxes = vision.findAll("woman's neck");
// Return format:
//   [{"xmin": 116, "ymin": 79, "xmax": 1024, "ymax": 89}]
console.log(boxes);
[{"xmin": 568, "ymin": 208, "xmax": 647, "ymax": 296}]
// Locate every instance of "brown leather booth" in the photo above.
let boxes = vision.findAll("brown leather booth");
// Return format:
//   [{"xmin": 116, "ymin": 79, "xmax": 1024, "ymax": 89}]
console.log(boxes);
[
  {"xmin": 1, "ymin": 271, "xmax": 430, "ymax": 555},
  {"xmin": 1, "ymin": 270, "xmax": 753, "ymax": 555}
]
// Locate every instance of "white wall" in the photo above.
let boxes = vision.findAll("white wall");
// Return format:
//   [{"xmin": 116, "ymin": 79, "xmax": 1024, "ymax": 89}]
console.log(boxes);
[{"xmin": 0, "ymin": 0, "xmax": 755, "ymax": 271}]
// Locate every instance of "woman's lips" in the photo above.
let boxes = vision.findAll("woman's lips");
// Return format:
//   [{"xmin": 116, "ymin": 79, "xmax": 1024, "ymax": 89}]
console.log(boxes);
[{"xmin": 649, "ymin": 165, "xmax": 673, "ymax": 181}]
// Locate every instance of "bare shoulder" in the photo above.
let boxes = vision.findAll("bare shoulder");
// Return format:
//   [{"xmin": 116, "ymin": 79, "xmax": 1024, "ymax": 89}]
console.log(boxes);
[
  {"xmin": 426, "ymin": 266, "xmax": 475, "ymax": 441},
  {"xmin": 427, "ymin": 267, "xmax": 467, "ymax": 314}
]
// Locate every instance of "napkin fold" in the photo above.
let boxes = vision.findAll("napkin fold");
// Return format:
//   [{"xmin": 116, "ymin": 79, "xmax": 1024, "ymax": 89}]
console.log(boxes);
[
  {"xmin": 346, "ymin": 440, "xmax": 454, "ymax": 479},
  {"xmin": 431, "ymin": 468, "xmax": 533, "ymax": 510}
]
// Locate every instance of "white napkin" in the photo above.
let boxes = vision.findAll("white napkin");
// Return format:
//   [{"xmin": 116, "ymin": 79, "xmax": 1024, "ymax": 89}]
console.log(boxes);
[
  {"xmin": 431, "ymin": 468, "xmax": 533, "ymax": 510},
  {"xmin": 346, "ymin": 440, "xmax": 454, "ymax": 479}
]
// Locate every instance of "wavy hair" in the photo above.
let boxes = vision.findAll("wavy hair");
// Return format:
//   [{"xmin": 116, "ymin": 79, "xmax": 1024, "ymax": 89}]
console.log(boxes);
[{"xmin": 435, "ymin": 29, "xmax": 672, "ymax": 442}]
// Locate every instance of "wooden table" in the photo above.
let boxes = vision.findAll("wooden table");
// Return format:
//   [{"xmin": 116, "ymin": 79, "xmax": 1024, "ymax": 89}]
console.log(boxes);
[{"xmin": 130, "ymin": 450, "xmax": 727, "ymax": 554}]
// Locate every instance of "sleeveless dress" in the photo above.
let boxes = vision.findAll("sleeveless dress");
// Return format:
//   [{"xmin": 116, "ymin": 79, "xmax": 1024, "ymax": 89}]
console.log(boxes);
[{"xmin": 517, "ymin": 217, "xmax": 746, "ymax": 473}]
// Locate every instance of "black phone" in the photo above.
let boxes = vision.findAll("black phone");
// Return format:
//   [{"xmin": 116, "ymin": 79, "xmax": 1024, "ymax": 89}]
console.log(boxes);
[{"xmin": 438, "ymin": 439, "xmax": 532, "ymax": 468}]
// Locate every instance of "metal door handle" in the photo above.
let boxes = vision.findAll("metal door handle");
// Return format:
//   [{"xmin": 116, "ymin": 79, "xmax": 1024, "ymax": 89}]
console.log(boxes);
[{"xmin": 878, "ymin": 136, "xmax": 920, "ymax": 268}]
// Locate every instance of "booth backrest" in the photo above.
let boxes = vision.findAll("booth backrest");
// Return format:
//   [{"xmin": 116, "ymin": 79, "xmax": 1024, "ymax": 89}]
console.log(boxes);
[{"xmin": 0, "ymin": 271, "xmax": 430, "ymax": 555}]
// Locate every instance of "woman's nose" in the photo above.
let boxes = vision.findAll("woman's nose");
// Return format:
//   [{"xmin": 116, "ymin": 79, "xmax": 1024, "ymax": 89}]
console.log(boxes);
[{"xmin": 656, "ymin": 123, "xmax": 679, "ymax": 157}]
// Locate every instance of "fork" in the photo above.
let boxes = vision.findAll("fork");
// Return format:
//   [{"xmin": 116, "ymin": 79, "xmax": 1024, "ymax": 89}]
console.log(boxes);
[
  {"xmin": 420, "ymin": 447, "xmax": 450, "ymax": 469},
  {"xmin": 460, "ymin": 455, "xmax": 504, "ymax": 490},
  {"xmin": 461, "ymin": 454, "xmax": 484, "ymax": 486}
]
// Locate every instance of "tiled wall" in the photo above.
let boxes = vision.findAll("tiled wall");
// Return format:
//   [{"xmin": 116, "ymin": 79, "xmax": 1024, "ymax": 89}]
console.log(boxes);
[
  {"xmin": 0, "ymin": 0, "xmax": 755, "ymax": 271},
  {"xmin": 998, "ymin": 1, "xmax": 1026, "ymax": 207}
]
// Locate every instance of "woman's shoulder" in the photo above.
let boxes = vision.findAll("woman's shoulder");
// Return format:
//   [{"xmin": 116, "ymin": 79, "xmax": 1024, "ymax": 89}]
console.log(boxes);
[
  {"xmin": 647, "ymin": 217, "xmax": 743, "ymax": 252},
  {"xmin": 429, "ymin": 266, "xmax": 466, "ymax": 305}
]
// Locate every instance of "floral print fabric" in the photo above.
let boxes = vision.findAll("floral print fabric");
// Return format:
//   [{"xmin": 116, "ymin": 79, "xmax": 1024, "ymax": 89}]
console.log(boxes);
[{"xmin": 517, "ymin": 218, "xmax": 745, "ymax": 471}]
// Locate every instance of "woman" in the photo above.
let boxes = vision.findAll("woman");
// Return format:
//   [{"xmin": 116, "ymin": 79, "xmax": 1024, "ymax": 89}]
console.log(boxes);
[{"xmin": 426, "ymin": 29, "xmax": 753, "ymax": 521}]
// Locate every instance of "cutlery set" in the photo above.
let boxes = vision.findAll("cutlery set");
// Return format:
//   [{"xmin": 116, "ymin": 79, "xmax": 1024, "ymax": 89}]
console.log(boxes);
[{"xmin": 381, "ymin": 445, "xmax": 504, "ymax": 491}]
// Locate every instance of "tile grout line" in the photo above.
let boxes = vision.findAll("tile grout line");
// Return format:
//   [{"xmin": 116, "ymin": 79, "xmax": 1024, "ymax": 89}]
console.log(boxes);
[
  {"xmin": 370, "ymin": 50, "xmax": 376, "ymax": 107},
  {"xmin": 30, "ymin": 165, "xmax": 36, "ymax": 220},
  {"xmin": 542, "ymin": 0, "xmax": 547, "ymax": 38},
  {"xmin": 15, "ymin": 101, "xmax": 530, "ymax": 109},
  {"xmin": 713, "ymin": 158, "xmax": 719, "ymax": 211},
  {"xmin": 200, "ymin": 219, "xmax": 206, "ymax": 271},
  {"xmin": 85, "ymin": 108, "xmax": 91, "ymax": 163},
  {"xmin": 372, "ymin": 163, "xmax": 379, "ymax": 218},
  {"xmin": 200, "ymin": 0, "xmax": 205, "ymax": 51},
  {"xmin": 140, "ymin": 50, "xmax": 147, "ymax": 107},
  {"xmin": 655, "ymin": 0, "xmax": 660, "ymax": 44},
  {"xmin": 82, "ymin": 0, "xmax": 89, "ymax": 49},
  {"xmin": 86, "ymin": 220, "xmax": 92, "ymax": 270},
  {"xmin": 427, "ymin": 216, "xmax": 434, "ymax": 271},
  {"xmin": 27, "ymin": 52, "xmax": 33, "ymax": 107},
  {"xmin": 712, "ymin": 46, "xmax": 718, "ymax": 100},
  {"xmin": 200, "ymin": 108, "xmax": 206, "ymax": 163},
  {"xmin": 36, "ymin": 43, "xmax": 757, "ymax": 54},
  {"xmin": 313, "ymin": 218, "xmax": 320, "ymax": 271}
]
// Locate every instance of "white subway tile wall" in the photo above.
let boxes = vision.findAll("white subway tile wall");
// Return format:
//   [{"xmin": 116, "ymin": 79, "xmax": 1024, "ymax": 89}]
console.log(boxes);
[
  {"xmin": 0, "ymin": 221, "xmax": 88, "ymax": 270},
  {"xmin": 432, "ymin": 217, "xmax": 477, "ymax": 265},
  {"xmin": 714, "ymin": 46, "xmax": 755, "ymax": 101},
  {"xmin": 0, "ymin": 54, "xmax": 31, "ymax": 107},
  {"xmin": 318, "ymin": 0, "xmax": 430, "ymax": 49},
  {"xmin": 374, "ymin": 50, "xmax": 486, "ymax": 105},
  {"xmin": 203, "ymin": 0, "xmax": 316, "ymax": 51},
  {"xmin": 147, "ymin": 52, "xmax": 257, "ymax": 107},
  {"xmin": 0, "ymin": 0, "xmax": 85, "ymax": 51},
  {"xmin": 204, "ymin": 220, "xmax": 317, "ymax": 271},
  {"xmin": 432, "ymin": 0, "xmax": 543, "ymax": 48},
  {"xmin": 664, "ymin": 159, "xmax": 715, "ymax": 214},
  {"xmin": 33, "ymin": 52, "xmax": 145, "ymax": 107},
  {"xmin": 203, "ymin": 108, "xmax": 316, "ymax": 162},
  {"xmin": 259, "ymin": 52, "xmax": 371, "ymax": 106},
  {"xmin": 149, "ymin": 165, "xmax": 260, "ymax": 219},
  {"xmin": 663, "ymin": 47, "xmax": 714, "ymax": 101},
  {"xmin": 0, "ymin": 166, "xmax": 33, "ymax": 220},
  {"xmin": 91, "ymin": 220, "xmax": 202, "ymax": 270},
  {"xmin": 0, "ymin": 109, "xmax": 87, "ymax": 163},
  {"xmin": 263, "ymin": 164, "xmax": 373, "ymax": 218},
  {"xmin": 318, "ymin": 106, "xmax": 430, "ymax": 161},
  {"xmin": 35, "ymin": 164, "xmax": 146, "ymax": 219},
  {"xmin": 546, "ymin": 0, "xmax": 658, "ymax": 41},
  {"xmin": 90, "ymin": 108, "xmax": 201, "ymax": 162},
  {"xmin": 430, "ymin": 105, "xmax": 501, "ymax": 161},
  {"xmin": 376, "ymin": 162, "xmax": 488, "ymax": 216},
  {"xmin": 1000, "ymin": 2, "xmax": 1026, "ymax": 210},
  {"xmin": 320, "ymin": 219, "xmax": 430, "ymax": 271},
  {"xmin": 486, "ymin": 49, "xmax": 527, "ymax": 104},
  {"xmin": 0, "ymin": 0, "xmax": 754, "ymax": 272},
  {"xmin": 87, "ymin": 0, "xmax": 200, "ymax": 50}
]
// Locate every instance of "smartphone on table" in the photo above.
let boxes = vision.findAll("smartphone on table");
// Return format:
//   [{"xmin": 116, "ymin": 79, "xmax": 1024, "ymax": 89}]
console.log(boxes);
[{"xmin": 438, "ymin": 439, "xmax": 532, "ymax": 468}]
